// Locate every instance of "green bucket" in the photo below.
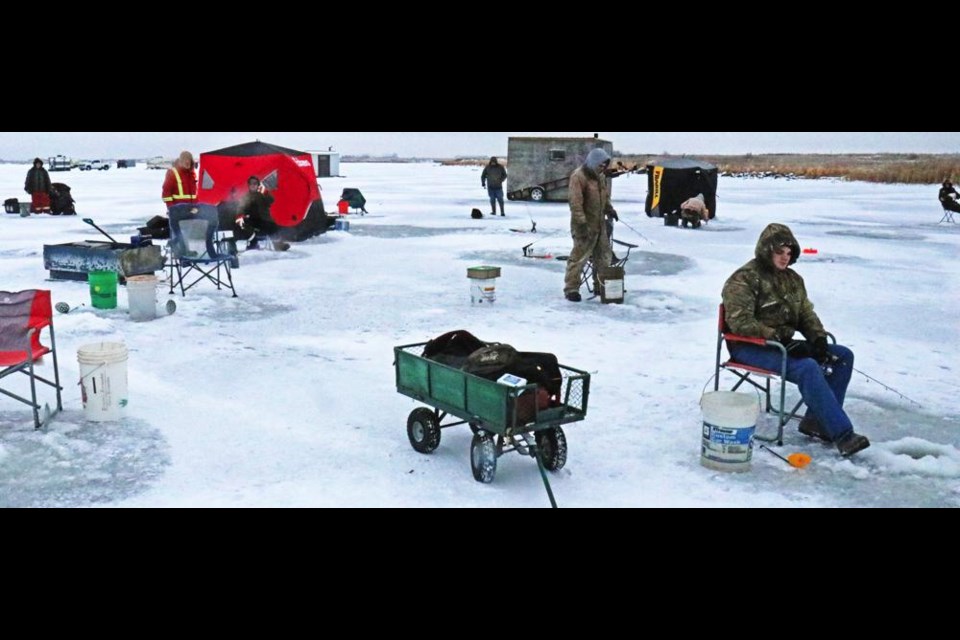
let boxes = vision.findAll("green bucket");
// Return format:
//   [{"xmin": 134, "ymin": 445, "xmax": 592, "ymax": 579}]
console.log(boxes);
[{"xmin": 89, "ymin": 270, "xmax": 119, "ymax": 310}]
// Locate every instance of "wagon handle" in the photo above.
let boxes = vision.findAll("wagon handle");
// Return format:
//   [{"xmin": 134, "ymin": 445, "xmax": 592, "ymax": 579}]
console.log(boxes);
[{"xmin": 533, "ymin": 444, "xmax": 558, "ymax": 509}]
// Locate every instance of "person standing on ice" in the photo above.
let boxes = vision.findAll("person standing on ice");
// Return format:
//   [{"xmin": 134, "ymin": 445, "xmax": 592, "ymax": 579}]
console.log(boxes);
[
  {"xmin": 481, "ymin": 157, "xmax": 508, "ymax": 217},
  {"xmin": 563, "ymin": 148, "xmax": 619, "ymax": 303},
  {"xmin": 162, "ymin": 151, "xmax": 198, "ymax": 209},
  {"xmin": 24, "ymin": 158, "xmax": 52, "ymax": 214},
  {"xmin": 721, "ymin": 223, "xmax": 870, "ymax": 458}
]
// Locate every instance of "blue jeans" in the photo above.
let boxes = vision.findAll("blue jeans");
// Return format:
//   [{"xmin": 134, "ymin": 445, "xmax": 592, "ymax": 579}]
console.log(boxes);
[
  {"xmin": 728, "ymin": 343, "xmax": 855, "ymax": 440},
  {"xmin": 488, "ymin": 187, "xmax": 504, "ymax": 214}
]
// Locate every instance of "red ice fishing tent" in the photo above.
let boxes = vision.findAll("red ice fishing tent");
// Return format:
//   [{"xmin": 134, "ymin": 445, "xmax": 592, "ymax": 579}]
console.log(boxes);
[{"xmin": 197, "ymin": 141, "xmax": 330, "ymax": 241}]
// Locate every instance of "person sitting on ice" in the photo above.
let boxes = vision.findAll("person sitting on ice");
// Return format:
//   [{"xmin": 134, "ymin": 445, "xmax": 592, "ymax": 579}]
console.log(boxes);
[
  {"xmin": 721, "ymin": 223, "xmax": 870, "ymax": 458},
  {"xmin": 939, "ymin": 180, "xmax": 960, "ymax": 213},
  {"xmin": 236, "ymin": 176, "xmax": 289, "ymax": 251}
]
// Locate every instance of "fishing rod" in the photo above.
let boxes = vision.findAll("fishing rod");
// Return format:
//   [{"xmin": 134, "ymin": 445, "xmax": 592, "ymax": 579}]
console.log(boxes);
[
  {"xmin": 825, "ymin": 354, "xmax": 922, "ymax": 408},
  {"xmin": 853, "ymin": 366, "xmax": 923, "ymax": 408},
  {"xmin": 521, "ymin": 229, "xmax": 564, "ymax": 257},
  {"xmin": 523, "ymin": 202, "xmax": 538, "ymax": 234},
  {"xmin": 615, "ymin": 217, "xmax": 653, "ymax": 245}
]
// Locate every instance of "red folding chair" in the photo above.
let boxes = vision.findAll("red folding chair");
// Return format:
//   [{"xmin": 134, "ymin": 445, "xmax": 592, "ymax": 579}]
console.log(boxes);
[
  {"xmin": 714, "ymin": 304, "xmax": 833, "ymax": 446},
  {"xmin": 0, "ymin": 290, "xmax": 63, "ymax": 429}
]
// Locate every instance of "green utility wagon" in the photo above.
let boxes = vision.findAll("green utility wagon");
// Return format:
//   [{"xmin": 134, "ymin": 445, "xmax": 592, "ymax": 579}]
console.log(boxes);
[{"xmin": 394, "ymin": 343, "xmax": 591, "ymax": 484}]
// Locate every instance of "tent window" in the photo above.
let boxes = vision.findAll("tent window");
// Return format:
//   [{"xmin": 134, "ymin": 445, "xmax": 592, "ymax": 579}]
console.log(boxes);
[
  {"xmin": 262, "ymin": 170, "xmax": 279, "ymax": 191},
  {"xmin": 201, "ymin": 170, "xmax": 214, "ymax": 190},
  {"xmin": 549, "ymin": 149, "xmax": 566, "ymax": 162}
]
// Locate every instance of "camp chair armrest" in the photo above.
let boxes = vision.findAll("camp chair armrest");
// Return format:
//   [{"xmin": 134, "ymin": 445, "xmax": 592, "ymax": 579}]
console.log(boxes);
[{"xmin": 723, "ymin": 333, "xmax": 775, "ymax": 348}]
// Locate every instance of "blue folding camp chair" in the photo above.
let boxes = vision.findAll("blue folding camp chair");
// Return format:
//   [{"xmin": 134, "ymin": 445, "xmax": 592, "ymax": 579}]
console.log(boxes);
[{"xmin": 168, "ymin": 204, "xmax": 238, "ymax": 297}]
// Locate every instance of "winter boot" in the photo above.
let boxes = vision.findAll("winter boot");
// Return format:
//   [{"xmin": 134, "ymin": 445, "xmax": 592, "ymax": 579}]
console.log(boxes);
[
  {"xmin": 836, "ymin": 432, "xmax": 871, "ymax": 458},
  {"xmin": 565, "ymin": 291, "xmax": 582, "ymax": 303},
  {"xmin": 798, "ymin": 416, "xmax": 833, "ymax": 442}
]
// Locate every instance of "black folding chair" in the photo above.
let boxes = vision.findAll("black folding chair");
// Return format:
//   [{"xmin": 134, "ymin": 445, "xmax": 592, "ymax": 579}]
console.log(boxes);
[
  {"xmin": 940, "ymin": 204, "xmax": 958, "ymax": 224},
  {"xmin": 582, "ymin": 240, "xmax": 637, "ymax": 297}
]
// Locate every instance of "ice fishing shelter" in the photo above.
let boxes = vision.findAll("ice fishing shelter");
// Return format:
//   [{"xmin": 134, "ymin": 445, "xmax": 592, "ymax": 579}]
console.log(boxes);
[
  {"xmin": 307, "ymin": 150, "xmax": 340, "ymax": 178},
  {"xmin": 197, "ymin": 141, "xmax": 330, "ymax": 241},
  {"xmin": 507, "ymin": 135, "xmax": 614, "ymax": 202},
  {"xmin": 645, "ymin": 158, "xmax": 718, "ymax": 219}
]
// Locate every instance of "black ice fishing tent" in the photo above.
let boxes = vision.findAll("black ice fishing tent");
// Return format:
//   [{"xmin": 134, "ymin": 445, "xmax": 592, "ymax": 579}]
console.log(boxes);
[{"xmin": 645, "ymin": 158, "xmax": 718, "ymax": 220}]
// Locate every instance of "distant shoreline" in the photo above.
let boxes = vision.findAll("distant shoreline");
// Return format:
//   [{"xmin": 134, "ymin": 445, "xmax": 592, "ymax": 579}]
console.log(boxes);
[
  {"xmin": 439, "ymin": 153, "xmax": 960, "ymax": 185},
  {"xmin": 2, "ymin": 153, "xmax": 957, "ymax": 184}
]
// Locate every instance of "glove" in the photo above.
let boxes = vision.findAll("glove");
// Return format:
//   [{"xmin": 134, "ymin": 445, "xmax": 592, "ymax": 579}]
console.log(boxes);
[
  {"xmin": 812, "ymin": 336, "xmax": 830, "ymax": 363},
  {"xmin": 786, "ymin": 340, "xmax": 815, "ymax": 359},
  {"xmin": 609, "ymin": 211, "xmax": 619, "ymax": 222}
]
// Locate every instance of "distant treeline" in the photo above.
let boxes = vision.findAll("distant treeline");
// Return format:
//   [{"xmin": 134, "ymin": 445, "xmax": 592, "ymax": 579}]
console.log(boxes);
[
  {"xmin": 441, "ymin": 153, "xmax": 960, "ymax": 185},
  {"xmin": 621, "ymin": 154, "xmax": 960, "ymax": 185}
]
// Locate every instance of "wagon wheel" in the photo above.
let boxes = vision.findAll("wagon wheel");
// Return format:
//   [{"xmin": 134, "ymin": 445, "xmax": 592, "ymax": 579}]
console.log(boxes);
[
  {"xmin": 536, "ymin": 427, "xmax": 567, "ymax": 472},
  {"xmin": 530, "ymin": 187, "xmax": 546, "ymax": 202},
  {"xmin": 470, "ymin": 434, "xmax": 497, "ymax": 484},
  {"xmin": 407, "ymin": 408, "xmax": 441, "ymax": 454}
]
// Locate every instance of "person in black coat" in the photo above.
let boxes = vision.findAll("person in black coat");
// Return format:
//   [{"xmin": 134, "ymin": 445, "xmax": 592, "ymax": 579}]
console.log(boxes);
[
  {"xmin": 939, "ymin": 180, "xmax": 960, "ymax": 213},
  {"xmin": 24, "ymin": 158, "xmax": 52, "ymax": 213},
  {"xmin": 236, "ymin": 176, "xmax": 288, "ymax": 250}
]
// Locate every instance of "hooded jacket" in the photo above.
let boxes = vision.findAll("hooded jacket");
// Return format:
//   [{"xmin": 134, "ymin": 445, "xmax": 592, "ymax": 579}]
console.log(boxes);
[
  {"xmin": 681, "ymin": 194, "xmax": 708, "ymax": 217},
  {"xmin": 940, "ymin": 182, "xmax": 959, "ymax": 205},
  {"xmin": 569, "ymin": 148, "xmax": 616, "ymax": 229},
  {"xmin": 481, "ymin": 158, "xmax": 507, "ymax": 190},
  {"xmin": 722, "ymin": 223, "xmax": 825, "ymax": 343},
  {"xmin": 25, "ymin": 159, "xmax": 51, "ymax": 195}
]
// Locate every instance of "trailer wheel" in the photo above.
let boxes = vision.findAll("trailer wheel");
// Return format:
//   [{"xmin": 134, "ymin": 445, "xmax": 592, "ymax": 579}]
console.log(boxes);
[
  {"xmin": 471, "ymin": 434, "xmax": 497, "ymax": 484},
  {"xmin": 530, "ymin": 187, "xmax": 546, "ymax": 202},
  {"xmin": 407, "ymin": 408, "xmax": 441, "ymax": 454},
  {"xmin": 536, "ymin": 427, "xmax": 567, "ymax": 471}
]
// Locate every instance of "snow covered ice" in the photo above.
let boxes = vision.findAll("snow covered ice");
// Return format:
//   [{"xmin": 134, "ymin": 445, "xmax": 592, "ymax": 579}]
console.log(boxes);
[{"xmin": 1, "ymin": 162, "xmax": 958, "ymax": 507}]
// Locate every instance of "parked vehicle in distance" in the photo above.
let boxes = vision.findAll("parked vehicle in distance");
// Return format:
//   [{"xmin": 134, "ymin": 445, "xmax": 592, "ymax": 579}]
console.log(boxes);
[
  {"xmin": 79, "ymin": 160, "xmax": 110, "ymax": 171},
  {"xmin": 48, "ymin": 155, "xmax": 73, "ymax": 172}
]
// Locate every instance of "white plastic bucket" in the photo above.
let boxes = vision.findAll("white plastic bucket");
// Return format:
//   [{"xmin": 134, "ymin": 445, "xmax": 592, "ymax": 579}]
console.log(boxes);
[
  {"xmin": 700, "ymin": 391, "xmax": 759, "ymax": 472},
  {"xmin": 126, "ymin": 275, "xmax": 158, "ymax": 322},
  {"xmin": 469, "ymin": 278, "xmax": 497, "ymax": 304},
  {"xmin": 78, "ymin": 342, "xmax": 129, "ymax": 422}
]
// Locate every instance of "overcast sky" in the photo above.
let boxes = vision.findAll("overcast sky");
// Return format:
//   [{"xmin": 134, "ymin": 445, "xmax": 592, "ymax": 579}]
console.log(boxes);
[{"xmin": 1, "ymin": 132, "xmax": 957, "ymax": 159}]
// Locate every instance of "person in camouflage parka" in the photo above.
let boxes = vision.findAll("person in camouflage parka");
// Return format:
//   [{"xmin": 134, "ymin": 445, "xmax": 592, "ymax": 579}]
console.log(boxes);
[
  {"xmin": 723, "ymin": 223, "xmax": 825, "ymax": 343},
  {"xmin": 721, "ymin": 223, "xmax": 870, "ymax": 457}
]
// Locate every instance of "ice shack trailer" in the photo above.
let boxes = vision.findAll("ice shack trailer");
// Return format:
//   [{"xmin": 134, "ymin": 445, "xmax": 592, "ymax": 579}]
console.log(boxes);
[
  {"xmin": 507, "ymin": 135, "xmax": 614, "ymax": 202},
  {"xmin": 307, "ymin": 150, "xmax": 340, "ymax": 178}
]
